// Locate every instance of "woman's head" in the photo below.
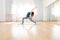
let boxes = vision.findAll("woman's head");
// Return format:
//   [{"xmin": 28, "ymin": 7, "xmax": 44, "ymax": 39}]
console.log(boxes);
[{"xmin": 31, "ymin": 12, "xmax": 34, "ymax": 17}]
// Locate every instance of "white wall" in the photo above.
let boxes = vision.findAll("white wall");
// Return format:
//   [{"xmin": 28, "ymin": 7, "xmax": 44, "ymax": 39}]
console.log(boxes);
[
  {"xmin": 0, "ymin": 0, "xmax": 57, "ymax": 21},
  {"xmin": 0, "ymin": 0, "xmax": 42, "ymax": 21},
  {"xmin": 11, "ymin": 0, "xmax": 43, "ymax": 21},
  {"xmin": 6, "ymin": 0, "xmax": 12, "ymax": 21},
  {"xmin": 42, "ymin": 0, "xmax": 48, "ymax": 21},
  {"xmin": 12, "ymin": 0, "xmax": 35, "ymax": 21},
  {"xmin": 51, "ymin": 1, "xmax": 60, "ymax": 21},
  {"xmin": 34, "ymin": 0, "xmax": 43, "ymax": 21},
  {"xmin": 0, "ymin": 0, "xmax": 12, "ymax": 22},
  {"xmin": 0, "ymin": 0, "xmax": 6, "ymax": 21},
  {"xmin": 42, "ymin": 0, "xmax": 57, "ymax": 21}
]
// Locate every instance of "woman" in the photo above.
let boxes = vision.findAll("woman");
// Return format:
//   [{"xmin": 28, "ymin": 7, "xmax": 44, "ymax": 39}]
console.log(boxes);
[{"xmin": 22, "ymin": 11, "xmax": 36, "ymax": 24}]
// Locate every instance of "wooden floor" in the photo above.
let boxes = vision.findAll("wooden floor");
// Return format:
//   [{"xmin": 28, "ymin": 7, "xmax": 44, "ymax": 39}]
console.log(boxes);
[{"xmin": 0, "ymin": 22, "xmax": 60, "ymax": 40}]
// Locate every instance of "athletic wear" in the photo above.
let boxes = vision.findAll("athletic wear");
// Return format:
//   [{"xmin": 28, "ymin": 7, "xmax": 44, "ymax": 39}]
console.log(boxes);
[
  {"xmin": 22, "ymin": 17, "xmax": 36, "ymax": 24},
  {"xmin": 22, "ymin": 12, "xmax": 36, "ymax": 24},
  {"xmin": 26, "ymin": 12, "xmax": 30, "ymax": 17}
]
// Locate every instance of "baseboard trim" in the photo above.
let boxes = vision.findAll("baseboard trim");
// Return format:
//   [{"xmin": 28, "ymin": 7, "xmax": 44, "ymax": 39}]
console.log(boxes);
[{"xmin": 0, "ymin": 20, "xmax": 57, "ymax": 22}]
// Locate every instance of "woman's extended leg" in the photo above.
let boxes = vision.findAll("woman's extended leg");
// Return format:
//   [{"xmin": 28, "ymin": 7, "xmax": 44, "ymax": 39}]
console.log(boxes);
[
  {"xmin": 29, "ymin": 17, "xmax": 36, "ymax": 24},
  {"xmin": 22, "ymin": 17, "xmax": 28, "ymax": 24}
]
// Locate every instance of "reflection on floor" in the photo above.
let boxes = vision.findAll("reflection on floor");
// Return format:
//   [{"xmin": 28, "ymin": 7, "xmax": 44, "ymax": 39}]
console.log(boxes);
[{"xmin": 0, "ymin": 22, "xmax": 60, "ymax": 40}]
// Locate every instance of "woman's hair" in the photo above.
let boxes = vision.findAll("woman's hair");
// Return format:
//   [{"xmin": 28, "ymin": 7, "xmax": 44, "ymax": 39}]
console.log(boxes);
[{"xmin": 31, "ymin": 12, "xmax": 34, "ymax": 17}]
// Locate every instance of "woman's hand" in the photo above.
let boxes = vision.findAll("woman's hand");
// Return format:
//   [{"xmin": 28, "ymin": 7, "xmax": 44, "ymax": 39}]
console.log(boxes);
[{"xmin": 31, "ymin": 7, "xmax": 37, "ymax": 12}]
